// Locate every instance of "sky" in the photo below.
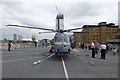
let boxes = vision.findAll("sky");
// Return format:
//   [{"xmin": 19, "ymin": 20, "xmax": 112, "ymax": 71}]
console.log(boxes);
[{"xmin": 0, "ymin": 0, "xmax": 120, "ymax": 40}]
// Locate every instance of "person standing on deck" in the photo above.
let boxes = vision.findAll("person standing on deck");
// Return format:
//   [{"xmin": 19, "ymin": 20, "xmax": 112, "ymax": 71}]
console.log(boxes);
[
  {"xmin": 100, "ymin": 42, "xmax": 107, "ymax": 60},
  {"xmin": 8, "ymin": 41, "xmax": 12, "ymax": 51}
]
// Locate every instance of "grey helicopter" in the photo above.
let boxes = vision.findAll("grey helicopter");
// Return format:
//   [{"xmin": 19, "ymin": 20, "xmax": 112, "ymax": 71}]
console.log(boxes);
[{"xmin": 6, "ymin": 13, "xmax": 83, "ymax": 56}]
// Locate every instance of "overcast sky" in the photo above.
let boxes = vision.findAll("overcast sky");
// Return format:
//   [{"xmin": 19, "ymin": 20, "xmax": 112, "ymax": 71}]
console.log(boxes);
[{"xmin": 0, "ymin": 0, "xmax": 119, "ymax": 40}]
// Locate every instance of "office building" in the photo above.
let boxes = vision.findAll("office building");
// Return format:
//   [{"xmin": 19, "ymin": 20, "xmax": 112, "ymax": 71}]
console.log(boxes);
[{"xmin": 13, "ymin": 34, "xmax": 17, "ymax": 41}]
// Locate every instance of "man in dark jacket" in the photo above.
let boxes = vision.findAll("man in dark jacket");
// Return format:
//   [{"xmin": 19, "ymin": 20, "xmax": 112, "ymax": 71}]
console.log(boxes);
[{"xmin": 8, "ymin": 41, "xmax": 12, "ymax": 51}]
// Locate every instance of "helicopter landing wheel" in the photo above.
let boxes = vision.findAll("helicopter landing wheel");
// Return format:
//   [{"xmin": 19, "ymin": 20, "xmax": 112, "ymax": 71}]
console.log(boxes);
[
  {"xmin": 68, "ymin": 49, "xmax": 70, "ymax": 54},
  {"xmin": 50, "ymin": 49, "xmax": 53, "ymax": 53}
]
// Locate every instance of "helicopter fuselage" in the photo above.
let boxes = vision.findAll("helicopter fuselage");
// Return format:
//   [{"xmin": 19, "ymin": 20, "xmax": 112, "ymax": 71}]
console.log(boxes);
[{"xmin": 50, "ymin": 33, "xmax": 71, "ymax": 55}]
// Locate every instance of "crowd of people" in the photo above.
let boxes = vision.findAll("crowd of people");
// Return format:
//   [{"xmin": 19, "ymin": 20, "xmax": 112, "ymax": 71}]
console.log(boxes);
[{"xmin": 79, "ymin": 41, "xmax": 118, "ymax": 60}]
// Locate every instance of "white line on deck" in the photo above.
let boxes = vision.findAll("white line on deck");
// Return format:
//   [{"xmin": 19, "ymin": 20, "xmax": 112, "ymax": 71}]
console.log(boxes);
[
  {"xmin": 33, "ymin": 53, "xmax": 55, "ymax": 65},
  {"xmin": 61, "ymin": 57, "xmax": 69, "ymax": 80}
]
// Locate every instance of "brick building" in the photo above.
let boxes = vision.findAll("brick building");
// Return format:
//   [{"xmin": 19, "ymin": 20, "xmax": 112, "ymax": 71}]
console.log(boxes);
[
  {"xmin": 73, "ymin": 32, "xmax": 83, "ymax": 43},
  {"xmin": 73, "ymin": 22, "xmax": 119, "ymax": 44}
]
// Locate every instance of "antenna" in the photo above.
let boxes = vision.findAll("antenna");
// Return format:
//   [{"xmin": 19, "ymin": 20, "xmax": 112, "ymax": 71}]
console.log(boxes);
[
  {"xmin": 55, "ymin": 6, "xmax": 59, "ymax": 13},
  {"xmin": 55, "ymin": 6, "xmax": 61, "ymax": 14}
]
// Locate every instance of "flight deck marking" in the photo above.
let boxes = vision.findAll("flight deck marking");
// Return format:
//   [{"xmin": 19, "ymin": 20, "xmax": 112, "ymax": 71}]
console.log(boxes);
[
  {"xmin": 61, "ymin": 57, "xmax": 69, "ymax": 80},
  {"xmin": 33, "ymin": 53, "xmax": 55, "ymax": 65}
]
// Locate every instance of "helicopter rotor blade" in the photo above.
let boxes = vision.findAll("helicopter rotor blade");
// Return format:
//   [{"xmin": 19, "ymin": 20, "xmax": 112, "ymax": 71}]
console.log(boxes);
[
  {"xmin": 6, "ymin": 24, "xmax": 56, "ymax": 32},
  {"xmin": 63, "ymin": 28, "xmax": 83, "ymax": 32},
  {"xmin": 38, "ymin": 32, "xmax": 55, "ymax": 34}
]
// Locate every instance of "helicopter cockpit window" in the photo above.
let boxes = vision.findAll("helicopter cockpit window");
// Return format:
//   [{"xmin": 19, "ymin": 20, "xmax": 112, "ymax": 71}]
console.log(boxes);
[
  {"xmin": 54, "ymin": 34, "xmax": 69, "ymax": 42},
  {"xmin": 64, "ymin": 36, "xmax": 69, "ymax": 42}
]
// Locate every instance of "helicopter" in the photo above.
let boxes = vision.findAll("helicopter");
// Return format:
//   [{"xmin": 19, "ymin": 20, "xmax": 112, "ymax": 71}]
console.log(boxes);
[{"xmin": 6, "ymin": 13, "xmax": 83, "ymax": 56}]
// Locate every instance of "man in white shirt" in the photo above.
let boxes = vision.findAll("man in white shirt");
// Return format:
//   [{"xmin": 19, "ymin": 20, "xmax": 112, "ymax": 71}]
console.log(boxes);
[{"xmin": 100, "ymin": 42, "xmax": 107, "ymax": 60}]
